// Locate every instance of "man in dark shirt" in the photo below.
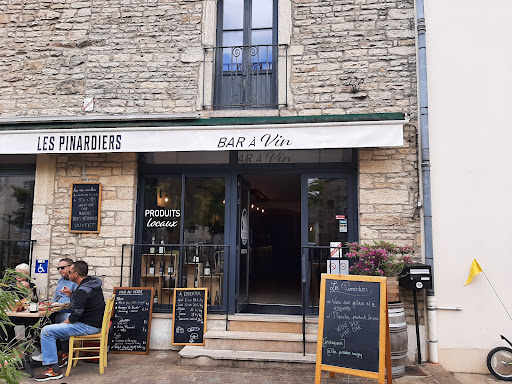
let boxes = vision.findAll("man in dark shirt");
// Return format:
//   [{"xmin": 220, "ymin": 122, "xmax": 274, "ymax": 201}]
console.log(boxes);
[{"xmin": 35, "ymin": 261, "xmax": 105, "ymax": 381}]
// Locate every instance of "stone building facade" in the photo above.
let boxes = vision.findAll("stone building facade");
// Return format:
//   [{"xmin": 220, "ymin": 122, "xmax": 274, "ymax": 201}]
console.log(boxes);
[{"xmin": 0, "ymin": 0, "xmax": 423, "ymax": 357}]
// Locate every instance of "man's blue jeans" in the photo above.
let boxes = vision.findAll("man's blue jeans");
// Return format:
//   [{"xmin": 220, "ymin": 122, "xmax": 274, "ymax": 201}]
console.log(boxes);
[{"xmin": 41, "ymin": 322, "xmax": 101, "ymax": 366}]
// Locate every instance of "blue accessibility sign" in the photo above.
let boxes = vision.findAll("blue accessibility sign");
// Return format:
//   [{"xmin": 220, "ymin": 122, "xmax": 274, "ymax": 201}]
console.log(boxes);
[{"xmin": 35, "ymin": 260, "xmax": 48, "ymax": 274}]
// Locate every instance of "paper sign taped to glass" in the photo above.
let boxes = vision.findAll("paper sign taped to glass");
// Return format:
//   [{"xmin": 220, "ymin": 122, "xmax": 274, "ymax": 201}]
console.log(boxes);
[{"xmin": 327, "ymin": 259, "xmax": 349, "ymax": 275}]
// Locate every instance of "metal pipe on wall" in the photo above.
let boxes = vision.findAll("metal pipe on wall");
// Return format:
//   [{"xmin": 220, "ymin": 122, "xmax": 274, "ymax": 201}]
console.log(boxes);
[{"xmin": 415, "ymin": 0, "xmax": 438, "ymax": 363}]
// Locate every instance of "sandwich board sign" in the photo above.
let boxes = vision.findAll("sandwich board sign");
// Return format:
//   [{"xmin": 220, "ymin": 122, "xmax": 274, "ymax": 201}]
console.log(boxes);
[{"xmin": 315, "ymin": 274, "xmax": 392, "ymax": 384}]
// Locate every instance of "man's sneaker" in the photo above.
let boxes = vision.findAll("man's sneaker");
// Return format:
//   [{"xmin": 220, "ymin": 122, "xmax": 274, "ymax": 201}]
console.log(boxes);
[
  {"xmin": 58, "ymin": 353, "xmax": 68, "ymax": 368},
  {"xmin": 31, "ymin": 352, "xmax": 43, "ymax": 362},
  {"xmin": 34, "ymin": 367, "xmax": 63, "ymax": 381}
]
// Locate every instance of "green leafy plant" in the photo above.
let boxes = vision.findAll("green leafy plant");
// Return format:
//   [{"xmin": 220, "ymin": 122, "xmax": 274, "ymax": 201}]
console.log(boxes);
[
  {"xmin": 0, "ymin": 269, "xmax": 41, "ymax": 384},
  {"xmin": 346, "ymin": 241, "xmax": 413, "ymax": 277}
]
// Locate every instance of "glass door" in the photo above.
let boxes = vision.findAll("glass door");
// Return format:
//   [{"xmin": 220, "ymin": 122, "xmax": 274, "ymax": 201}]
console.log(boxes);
[
  {"xmin": 236, "ymin": 177, "xmax": 250, "ymax": 311},
  {"xmin": 301, "ymin": 174, "xmax": 356, "ymax": 311}
]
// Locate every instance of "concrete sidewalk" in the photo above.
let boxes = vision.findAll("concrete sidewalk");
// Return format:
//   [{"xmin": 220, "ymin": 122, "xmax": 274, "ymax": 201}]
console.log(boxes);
[{"xmin": 19, "ymin": 351, "xmax": 501, "ymax": 384}]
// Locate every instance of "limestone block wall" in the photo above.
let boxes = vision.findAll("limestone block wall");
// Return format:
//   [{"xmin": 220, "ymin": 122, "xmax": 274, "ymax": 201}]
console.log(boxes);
[
  {"xmin": 2, "ymin": 0, "xmax": 421, "ymax": 303},
  {"xmin": 31, "ymin": 153, "xmax": 137, "ymax": 298},
  {"xmin": 0, "ymin": 0, "xmax": 203, "ymax": 116}
]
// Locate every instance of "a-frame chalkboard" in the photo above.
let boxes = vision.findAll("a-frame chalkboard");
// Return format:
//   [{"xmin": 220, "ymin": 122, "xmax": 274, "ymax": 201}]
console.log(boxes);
[
  {"xmin": 315, "ymin": 274, "xmax": 392, "ymax": 384},
  {"xmin": 172, "ymin": 288, "xmax": 207, "ymax": 346},
  {"xmin": 110, "ymin": 287, "xmax": 154, "ymax": 354}
]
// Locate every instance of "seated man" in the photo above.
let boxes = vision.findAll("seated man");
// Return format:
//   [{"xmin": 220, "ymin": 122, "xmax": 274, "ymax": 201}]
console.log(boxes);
[
  {"xmin": 31, "ymin": 258, "xmax": 79, "ymax": 363},
  {"xmin": 52, "ymin": 258, "xmax": 78, "ymax": 323},
  {"xmin": 35, "ymin": 261, "xmax": 105, "ymax": 381}
]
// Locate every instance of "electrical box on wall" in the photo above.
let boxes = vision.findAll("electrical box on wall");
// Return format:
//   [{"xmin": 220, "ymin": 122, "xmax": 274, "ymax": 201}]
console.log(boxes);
[{"xmin": 399, "ymin": 263, "xmax": 432, "ymax": 290}]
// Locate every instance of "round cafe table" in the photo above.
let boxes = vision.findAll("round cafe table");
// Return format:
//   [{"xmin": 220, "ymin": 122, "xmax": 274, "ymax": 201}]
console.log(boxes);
[
  {"xmin": 6, "ymin": 302, "xmax": 69, "ymax": 317},
  {"xmin": 6, "ymin": 303, "xmax": 69, "ymax": 377}
]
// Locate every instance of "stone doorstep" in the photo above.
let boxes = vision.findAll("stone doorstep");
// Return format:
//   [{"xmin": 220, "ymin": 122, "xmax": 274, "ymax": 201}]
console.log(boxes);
[
  {"xmin": 204, "ymin": 330, "xmax": 318, "ymax": 354},
  {"xmin": 227, "ymin": 314, "xmax": 318, "ymax": 334},
  {"xmin": 205, "ymin": 330, "xmax": 318, "ymax": 343},
  {"xmin": 179, "ymin": 345, "xmax": 317, "ymax": 370},
  {"xmin": 226, "ymin": 313, "xmax": 319, "ymax": 324}
]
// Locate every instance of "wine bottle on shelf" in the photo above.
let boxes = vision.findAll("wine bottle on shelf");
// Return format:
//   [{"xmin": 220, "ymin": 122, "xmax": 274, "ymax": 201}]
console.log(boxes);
[
  {"xmin": 168, "ymin": 260, "xmax": 174, "ymax": 275},
  {"xmin": 153, "ymin": 289, "xmax": 158, "ymax": 305},
  {"xmin": 149, "ymin": 258, "xmax": 155, "ymax": 275},
  {"xmin": 194, "ymin": 267, "xmax": 198, "ymax": 288},
  {"xmin": 207, "ymin": 291, "xmax": 211, "ymax": 306},
  {"xmin": 149, "ymin": 236, "xmax": 156, "ymax": 254},
  {"xmin": 159, "ymin": 237, "xmax": 165, "ymax": 254},
  {"xmin": 204, "ymin": 261, "xmax": 210, "ymax": 276},
  {"xmin": 214, "ymin": 291, "xmax": 219, "ymax": 306},
  {"xmin": 159, "ymin": 260, "xmax": 164, "ymax": 275},
  {"xmin": 194, "ymin": 246, "xmax": 199, "ymax": 263}
]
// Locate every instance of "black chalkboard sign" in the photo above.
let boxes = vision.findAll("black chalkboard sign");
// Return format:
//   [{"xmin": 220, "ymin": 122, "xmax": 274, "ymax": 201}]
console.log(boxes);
[
  {"xmin": 110, "ymin": 287, "xmax": 154, "ymax": 355},
  {"xmin": 315, "ymin": 274, "xmax": 391, "ymax": 384},
  {"xmin": 69, "ymin": 183, "xmax": 102, "ymax": 233},
  {"xmin": 172, "ymin": 288, "xmax": 207, "ymax": 345}
]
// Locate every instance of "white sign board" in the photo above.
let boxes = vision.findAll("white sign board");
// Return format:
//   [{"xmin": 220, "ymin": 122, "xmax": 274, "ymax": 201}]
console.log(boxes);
[
  {"xmin": 0, "ymin": 121, "xmax": 404, "ymax": 154},
  {"xmin": 330, "ymin": 242, "xmax": 343, "ymax": 258},
  {"xmin": 327, "ymin": 259, "xmax": 349, "ymax": 275}
]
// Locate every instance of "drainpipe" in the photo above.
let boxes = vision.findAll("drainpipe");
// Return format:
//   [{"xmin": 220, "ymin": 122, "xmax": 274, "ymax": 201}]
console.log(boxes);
[{"xmin": 415, "ymin": 0, "xmax": 438, "ymax": 363}]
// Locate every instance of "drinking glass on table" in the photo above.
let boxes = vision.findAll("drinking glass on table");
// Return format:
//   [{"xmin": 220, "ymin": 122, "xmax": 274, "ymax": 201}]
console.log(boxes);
[{"xmin": 38, "ymin": 287, "xmax": 47, "ymax": 304}]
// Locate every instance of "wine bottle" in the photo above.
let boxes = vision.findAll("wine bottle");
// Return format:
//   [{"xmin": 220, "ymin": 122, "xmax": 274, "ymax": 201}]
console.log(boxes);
[
  {"xmin": 167, "ymin": 261, "xmax": 172, "ymax": 275},
  {"xmin": 159, "ymin": 237, "xmax": 165, "ymax": 254},
  {"xmin": 159, "ymin": 260, "xmax": 164, "ymax": 275},
  {"xmin": 149, "ymin": 236, "xmax": 155, "ymax": 253},
  {"xmin": 194, "ymin": 268, "xmax": 198, "ymax": 288},
  {"xmin": 149, "ymin": 258, "xmax": 155, "ymax": 275},
  {"xmin": 29, "ymin": 291, "xmax": 38, "ymax": 313},
  {"xmin": 214, "ymin": 291, "xmax": 219, "ymax": 306},
  {"xmin": 207, "ymin": 291, "xmax": 211, "ymax": 306},
  {"xmin": 149, "ymin": 236, "xmax": 156, "ymax": 254},
  {"xmin": 153, "ymin": 289, "xmax": 158, "ymax": 305},
  {"xmin": 204, "ymin": 261, "xmax": 210, "ymax": 276}
]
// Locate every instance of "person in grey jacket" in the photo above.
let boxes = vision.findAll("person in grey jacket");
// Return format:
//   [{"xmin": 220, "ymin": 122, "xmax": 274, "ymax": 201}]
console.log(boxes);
[
  {"xmin": 35, "ymin": 261, "xmax": 105, "ymax": 381},
  {"xmin": 52, "ymin": 258, "xmax": 78, "ymax": 323}
]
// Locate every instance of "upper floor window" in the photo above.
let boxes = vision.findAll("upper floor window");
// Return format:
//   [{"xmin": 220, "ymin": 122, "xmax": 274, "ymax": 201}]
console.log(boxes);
[{"xmin": 214, "ymin": 0, "xmax": 278, "ymax": 109}]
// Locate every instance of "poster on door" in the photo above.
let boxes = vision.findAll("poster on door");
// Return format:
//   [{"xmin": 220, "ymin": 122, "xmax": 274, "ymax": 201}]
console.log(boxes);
[
  {"xmin": 241, "ymin": 208, "xmax": 249, "ymax": 246},
  {"xmin": 330, "ymin": 242, "xmax": 343, "ymax": 258},
  {"xmin": 327, "ymin": 259, "xmax": 349, "ymax": 275}
]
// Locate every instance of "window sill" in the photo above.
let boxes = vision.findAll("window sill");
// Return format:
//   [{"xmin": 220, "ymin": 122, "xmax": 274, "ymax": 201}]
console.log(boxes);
[{"xmin": 204, "ymin": 109, "xmax": 281, "ymax": 119}]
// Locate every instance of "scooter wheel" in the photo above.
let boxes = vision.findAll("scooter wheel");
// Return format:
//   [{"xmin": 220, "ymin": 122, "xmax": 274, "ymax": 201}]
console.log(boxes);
[{"xmin": 488, "ymin": 346, "xmax": 512, "ymax": 381}]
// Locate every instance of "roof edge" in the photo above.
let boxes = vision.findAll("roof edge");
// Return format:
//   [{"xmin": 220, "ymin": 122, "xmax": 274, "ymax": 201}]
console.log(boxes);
[{"xmin": 0, "ymin": 112, "xmax": 406, "ymax": 131}]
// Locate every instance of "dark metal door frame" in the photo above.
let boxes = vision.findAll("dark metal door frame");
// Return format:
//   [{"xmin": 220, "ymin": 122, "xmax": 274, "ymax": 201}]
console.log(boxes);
[{"xmin": 300, "ymin": 172, "xmax": 358, "ymax": 314}]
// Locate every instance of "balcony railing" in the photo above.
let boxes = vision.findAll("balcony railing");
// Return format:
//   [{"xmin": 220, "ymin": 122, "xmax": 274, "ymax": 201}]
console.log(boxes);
[
  {"xmin": 302, "ymin": 245, "xmax": 350, "ymax": 314},
  {"xmin": 203, "ymin": 44, "xmax": 288, "ymax": 109},
  {"xmin": 121, "ymin": 243, "xmax": 228, "ymax": 312}
]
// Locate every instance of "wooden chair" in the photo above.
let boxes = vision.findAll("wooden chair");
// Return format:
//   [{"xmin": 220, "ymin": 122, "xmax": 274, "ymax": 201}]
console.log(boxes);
[{"xmin": 65, "ymin": 294, "xmax": 115, "ymax": 377}]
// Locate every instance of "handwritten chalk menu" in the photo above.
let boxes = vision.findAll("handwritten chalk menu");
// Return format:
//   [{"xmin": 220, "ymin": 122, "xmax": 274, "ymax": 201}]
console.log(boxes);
[
  {"xmin": 69, "ymin": 183, "xmax": 102, "ymax": 233},
  {"xmin": 315, "ymin": 274, "xmax": 391, "ymax": 384},
  {"xmin": 110, "ymin": 287, "xmax": 154, "ymax": 355},
  {"xmin": 172, "ymin": 288, "xmax": 207, "ymax": 345}
]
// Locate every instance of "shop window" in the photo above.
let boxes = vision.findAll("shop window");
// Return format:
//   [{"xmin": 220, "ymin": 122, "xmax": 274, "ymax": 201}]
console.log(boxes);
[
  {"xmin": 139, "ymin": 176, "xmax": 226, "ymax": 310},
  {"xmin": 307, "ymin": 178, "xmax": 349, "ymax": 245},
  {"xmin": 0, "ymin": 174, "xmax": 35, "ymax": 273}
]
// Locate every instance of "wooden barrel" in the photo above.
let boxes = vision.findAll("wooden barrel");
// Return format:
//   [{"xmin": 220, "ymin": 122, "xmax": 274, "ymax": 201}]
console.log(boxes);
[{"xmin": 388, "ymin": 302, "xmax": 408, "ymax": 378}]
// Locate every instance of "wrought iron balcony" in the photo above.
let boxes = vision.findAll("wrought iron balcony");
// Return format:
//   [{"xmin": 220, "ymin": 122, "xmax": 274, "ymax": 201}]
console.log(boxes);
[{"xmin": 203, "ymin": 44, "xmax": 288, "ymax": 109}]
